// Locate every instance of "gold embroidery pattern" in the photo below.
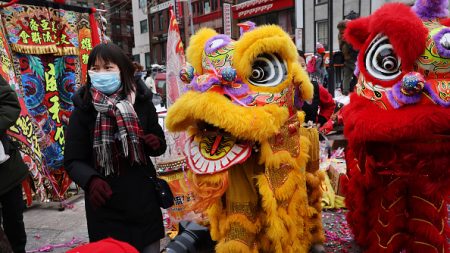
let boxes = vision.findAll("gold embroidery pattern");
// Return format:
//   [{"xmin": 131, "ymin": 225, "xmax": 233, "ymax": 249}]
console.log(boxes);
[
  {"xmin": 376, "ymin": 232, "xmax": 404, "ymax": 249},
  {"xmin": 265, "ymin": 164, "xmax": 294, "ymax": 191},
  {"xmin": 268, "ymin": 116, "xmax": 300, "ymax": 157},
  {"xmin": 226, "ymin": 223, "xmax": 255, "ymax": 246},
  {"xmin": 412, "ymin": 196, "xmax": 444, "ymax": 212},
  {"xmin": 228, "ymin": 202, "xmax": 258, "ymax": 221},
  {"xmin": 413, "ymin": 241, "xmax": 440, "ymax": 253}
]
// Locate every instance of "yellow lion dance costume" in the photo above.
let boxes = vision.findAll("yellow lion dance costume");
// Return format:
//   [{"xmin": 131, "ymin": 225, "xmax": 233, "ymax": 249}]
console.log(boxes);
[{"xmin": 166, "ymin": 24, "xmax": 325, "ymax": 253}]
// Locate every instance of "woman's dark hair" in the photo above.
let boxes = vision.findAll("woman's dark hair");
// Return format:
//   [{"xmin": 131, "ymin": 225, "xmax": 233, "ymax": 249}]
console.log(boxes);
[
  {"xmin": 144, "ymin": 70, "xmax": 152, "ymax": 79},
  {"xmin": 84, "ymin": 43, "xmax": 136, "ymax": 102}
]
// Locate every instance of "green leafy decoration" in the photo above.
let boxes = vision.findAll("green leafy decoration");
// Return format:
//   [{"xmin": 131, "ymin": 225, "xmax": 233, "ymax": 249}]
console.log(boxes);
[
  {"xmin": 26, "ymin": 55, "xmax": 45, "ymax": 79},
  {"xmin": 54, "ymin": 57, "xmax": 65, "ymax": 80}
]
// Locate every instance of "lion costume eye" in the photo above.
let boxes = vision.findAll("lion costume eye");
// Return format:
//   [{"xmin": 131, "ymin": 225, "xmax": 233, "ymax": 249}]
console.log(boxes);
[
  {"xmin": 365, "ymin": 35, "xmax": 402, "ymax": 81},
  {"xmin": 248, "ymin": 53, "xmax": 287, "ymax": 87}
]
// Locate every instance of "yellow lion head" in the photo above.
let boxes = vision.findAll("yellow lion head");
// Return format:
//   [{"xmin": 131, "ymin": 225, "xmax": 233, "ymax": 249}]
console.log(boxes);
[{"xmin": 166, "ymin": 24, "xmax": 313, "ymax": 174}]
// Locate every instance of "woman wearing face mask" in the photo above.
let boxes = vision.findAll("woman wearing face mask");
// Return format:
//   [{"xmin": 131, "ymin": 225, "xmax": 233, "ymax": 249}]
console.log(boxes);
[{"xmin": 64, "ymin": 43, "xmax": 167, "ymax": 253}]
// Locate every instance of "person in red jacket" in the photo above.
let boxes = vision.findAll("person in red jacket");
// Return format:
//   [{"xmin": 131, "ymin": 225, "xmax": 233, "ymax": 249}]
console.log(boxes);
[{"xmin": 299, "ymin": 52, "xmax": 336, "ymax": 125}]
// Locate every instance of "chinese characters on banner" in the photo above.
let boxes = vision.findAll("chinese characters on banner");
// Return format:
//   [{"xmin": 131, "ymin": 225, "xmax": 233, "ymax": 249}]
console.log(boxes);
[
  {"xmin": 0, "ymin": 2, "xmax": 99, "ymax": 200},
  {"xmin": 0, "ymin": 18, "xmax": 48, "ymax": 204}
]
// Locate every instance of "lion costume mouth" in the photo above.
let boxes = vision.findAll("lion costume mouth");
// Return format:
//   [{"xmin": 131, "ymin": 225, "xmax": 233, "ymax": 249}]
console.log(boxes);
[
  {"xmin": 184, "ymin": 122, "xmax": 252, "ymax": 174},
  {"xmin": 166, "ymin": 91, "xmax": 290, "ymax": 174}
]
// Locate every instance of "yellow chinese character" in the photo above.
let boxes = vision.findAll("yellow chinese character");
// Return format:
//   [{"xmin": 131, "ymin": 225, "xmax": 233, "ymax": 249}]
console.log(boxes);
[
  {"xmin": 9, "ymin": 124, "xmax": 19, "ymax": 134},
  {"xmin": 49, "ymin": 96, "xmax": 61, "ymax": 124},
  {"xmin": 54, "ymin": 126, "xmax": 65, "ymax": 146},
  {"xmin": 82, "ymin": 54, "xmax": 89, "ymax": 64},
  {"xmin": 30, "ymin": 19, "xmax": 39, "ymax": 31},
  {"xmin": 45, "ymin": 63, "xmax": 57, "ymax": 92},
  {"xmin": 19, "ymin": 31, "xmax": 30, "ymax": 44},
  {"xmin": 1, "ymin": 54, "xmax": 11, "ymax": 70},
  {"xmin": 57, "ymin": 34, "xmax": 70, "ymax": 45},
  {"xmin": 51, "ymin": 21, "xmax": 57, "ymax": 33},
  {"xmin": 42, "ymin": 31, "xmax": 53, "ymax": 43},
  {"xmin": 81, "ymin": 38, "xmax": 92, "ymax": 51},
  {"xmin": 31, "ymin": 32, "xmax": 42, "ymax": 44},
  {"xmin": 40, "ymin": 20, "xmax": 50, "ymax": 31}
]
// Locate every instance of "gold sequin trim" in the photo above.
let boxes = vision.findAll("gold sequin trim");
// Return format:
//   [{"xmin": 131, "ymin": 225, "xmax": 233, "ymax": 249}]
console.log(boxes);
[
  {"xmin": 265, "ymin": 164, "xmax": 294, "ymax": 191},
  {"xmin": 228, "ymin": 202, "xmax": 258, "ymax": 221},
  {"xmin": 412, "ymin": 196, "xmax": 444, "ymax": 212},
  {"xmin": 413, "ymin": 241, "xmax": 441, "ymax": 253},
  {"xmin": 268, "ymin": 116, "xmax": 300, "ymax": 157},
  {"xmin": 376, "ymin": 232, "xmax": 404, "ymax": 249},
  {"xmin": 225, "ymin": 223, "xmax": 255, "ymax": 246},
  {"xmin": 380, "ymin": 197, "xmax": 403, "ymax": 210}
]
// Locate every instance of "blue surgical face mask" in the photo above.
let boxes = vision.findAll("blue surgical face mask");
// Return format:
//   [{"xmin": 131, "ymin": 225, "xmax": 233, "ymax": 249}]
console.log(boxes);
[{"xmin": 88, "ymin": 71, "xmax": 121, "ymax": 95}]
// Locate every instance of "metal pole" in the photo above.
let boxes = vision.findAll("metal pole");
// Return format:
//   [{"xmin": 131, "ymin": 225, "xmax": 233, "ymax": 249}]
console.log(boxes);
[
  {"xmin": 187, "ymin": 0, "xmax": 195, "ymax": 35},
  {"xmin": 327, "ymin": 0, "xmax": 335, "ymax": 97}
]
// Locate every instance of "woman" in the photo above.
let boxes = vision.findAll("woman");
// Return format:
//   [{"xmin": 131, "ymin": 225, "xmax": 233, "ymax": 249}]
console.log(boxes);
[{"xmin": 64, "ymin": 43, "xmax": 167, "ymax": 253}]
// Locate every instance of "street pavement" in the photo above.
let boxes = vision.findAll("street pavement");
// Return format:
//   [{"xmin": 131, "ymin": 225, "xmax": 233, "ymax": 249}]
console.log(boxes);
[{"xmin": 24, "ymin": 194, "xmax": 89, "ymax": 253}]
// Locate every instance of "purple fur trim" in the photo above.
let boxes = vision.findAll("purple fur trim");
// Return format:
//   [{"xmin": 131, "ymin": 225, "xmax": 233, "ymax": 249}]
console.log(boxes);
[
  {"xmin": 433, "ymin": 28, "xmax": 450, "ymax": 58},
  {"xmin": 204, "ymin": 35, "xmax": 232, "ymax": 54},
  {"xmin": 354, "ymin": 62, "xmax": 360, "ymax": 77},
  {"xmin": 413, "ymin": 0, "xmax": 448, "ymax": 20},
  {"xmin": 236, "ymin": 95, "xmax": 253, "ymax": 106},
  {"xmin": 223, "ymin": 80, "xmax": 249, "ymax": 96},
  {"xmin": 392, "ymin": 82, "xmax": 423, "ymax": 104},
  {"xmin": 424, "ymin": 83, "xmax": 450, "ymax": 107},
  {"xmin": 386, "ymin": 89, "xmax": 401, "ymax": 109},
  {"xmin": 191, "ymin": 76, "xmax": 220, "ymax": 92},
  {"xmin": 239, "ymin": 21, "xmax": 256, "ymax": 36}
]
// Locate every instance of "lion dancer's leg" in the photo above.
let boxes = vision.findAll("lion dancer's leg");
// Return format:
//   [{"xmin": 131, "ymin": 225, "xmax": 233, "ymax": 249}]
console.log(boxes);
[
  {"xmin": 344, "ymin": 146, "xmax": 375, "ymax": 248},
  {"xmin": 404, "ymin": 141, "xmax": 450, "ymax": 253},
  {"xmin": 346, "ymin": 146, "xmax": 409, "ymax": 253},
  {"xmin": 210, "ymin": 156, "xmax": 261, "ymax": 253},
  {"xmin": 407, "ymin": 176, "xmax": 448, "ymax": 253},
  {"xmin": 301, "ymin": 127, "xmax": 325, "ymax": 249},
  {"xmin": 255, "ymin": 123, "xmax": 320, "ymax": 253}
]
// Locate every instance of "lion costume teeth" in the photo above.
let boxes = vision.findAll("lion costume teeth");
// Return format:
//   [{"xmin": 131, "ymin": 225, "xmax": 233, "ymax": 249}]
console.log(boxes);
[{"xmin": 166, "ymin": 24, "xmax": 324, "ymax": 252}]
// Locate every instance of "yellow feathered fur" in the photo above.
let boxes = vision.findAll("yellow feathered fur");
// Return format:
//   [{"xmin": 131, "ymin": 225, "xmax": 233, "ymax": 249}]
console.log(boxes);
[{"xmin": 166, "ymin": 91, "xmax": 289, "ymax": 142}]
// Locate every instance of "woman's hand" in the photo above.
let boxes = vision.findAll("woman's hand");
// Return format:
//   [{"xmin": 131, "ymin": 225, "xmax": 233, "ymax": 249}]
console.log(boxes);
[{"xmin": 88, "ymin": 177, "xmax": 112, "ymax": 209}]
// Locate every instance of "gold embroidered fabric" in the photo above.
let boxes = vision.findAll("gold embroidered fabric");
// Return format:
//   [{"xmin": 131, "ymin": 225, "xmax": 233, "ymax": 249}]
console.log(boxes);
[
  {"xmin": 268, "ymin": 116, "xmax": 301, "ymax": 157},
  {"xmin": 265, "ymin": 164, "xmax": 294, "ymax": 190},
  {"xmin": 226, "ymin": 223, "xmax": 256, "ymax": 247}
]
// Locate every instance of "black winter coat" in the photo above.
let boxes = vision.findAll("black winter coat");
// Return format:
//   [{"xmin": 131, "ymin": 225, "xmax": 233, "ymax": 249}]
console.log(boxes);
[
  {"xmin": 0, "ymin": 76, "xmax": 28, "ymax": 196},
  {"xmin": 64, "ymin": 81, "xmax": 167, "ymax": 251}
]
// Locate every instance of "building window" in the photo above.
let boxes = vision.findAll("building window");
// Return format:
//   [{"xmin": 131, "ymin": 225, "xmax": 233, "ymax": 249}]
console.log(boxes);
[
  {"xmin": 159, "ymin": 13, "xmax": 164, "ymax": 31},
  {"xmin": 140, "ymin": 20, "xmax": 148, "ymax": 33},
  {"xmin": 162, "ymin": 43, "xmax": 166, "ymax": 63},
  {"xmin": 151, "ymin": 16, "xmax": 156, "ymax": 31},
  {"xmin": 316, "ymin": 20, "xmax": 328, "ymax": 50},
  {"xmin": 204, "ymin": 1, "xmax": 211, "ymax": 14},
  {"xmin": 145, "ymin": 52, "xmax": 151, "ymax": 69},
  {"xmin": 139, "ymin": 0, "xmax": 146, "ymax": 9},
  {"xmin": 153, "ymin": 45, "xmax": 158, "ymax": 63},
  {"xmin": 133, "ymin": 54, "xmax": 140, "ymax": 62},
  {"xmin": 315, "ymin": 0, "xmax": 328, "ymax": 4},
  {"xmin": 211, "ymin": 0, "xmax": 218, "ymax": 11}
]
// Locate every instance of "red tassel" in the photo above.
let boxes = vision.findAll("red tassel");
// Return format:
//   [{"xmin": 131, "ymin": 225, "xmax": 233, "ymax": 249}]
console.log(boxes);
[
  {"xmin": 0, "ymin": 0, "xmax": 19, "ymax": 7},
  {"xmin": 89, "ymin": 8, "xmax": 101, "ymax": 46}
]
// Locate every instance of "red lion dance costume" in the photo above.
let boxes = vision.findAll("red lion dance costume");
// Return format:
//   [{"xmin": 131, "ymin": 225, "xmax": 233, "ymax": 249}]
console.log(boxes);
[{"xmin": 343, "ymin": 1, "xmax": 450, "ymax": 252}]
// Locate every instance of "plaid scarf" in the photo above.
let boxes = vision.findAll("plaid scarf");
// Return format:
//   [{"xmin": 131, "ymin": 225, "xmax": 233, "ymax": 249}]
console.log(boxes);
[{"xmin": 91, "ymin": 88, "xmax": 146, "ymax": 176}]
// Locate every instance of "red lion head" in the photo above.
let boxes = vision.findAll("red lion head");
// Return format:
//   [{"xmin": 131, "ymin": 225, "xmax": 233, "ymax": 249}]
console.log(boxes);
[{"xmin": 343, "ymin": 0, "xmax": 450, "ymax": 143}]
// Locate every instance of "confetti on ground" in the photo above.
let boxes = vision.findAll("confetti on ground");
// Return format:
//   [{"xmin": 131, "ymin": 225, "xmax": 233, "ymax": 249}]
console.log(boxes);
[{"xmin": 322, "ymin": 209, "xmax": 361, "ymax": 253}]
